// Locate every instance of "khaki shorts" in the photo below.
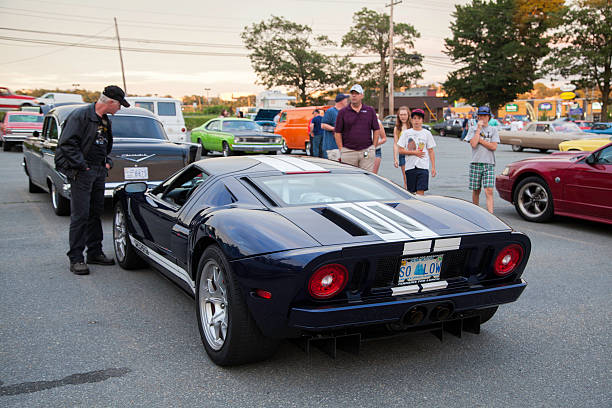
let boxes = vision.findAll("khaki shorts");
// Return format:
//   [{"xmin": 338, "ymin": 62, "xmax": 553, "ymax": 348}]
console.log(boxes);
[
  {"xmin": 326, "ymin": 149, "xmax": 340, "ymax": 161},
  {"xmin": 340, "ymin": 146, "xmax": 375, "ymax": 172}
]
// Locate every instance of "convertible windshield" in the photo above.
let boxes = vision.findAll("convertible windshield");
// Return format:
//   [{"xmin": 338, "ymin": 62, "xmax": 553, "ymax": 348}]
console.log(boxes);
[
  {"xmin": 222, "ymin": 120, "xmax": 260, "ymax": 132},
  {"xmin": 552, "ymin": 122, "xmax": 582, "ymax": 133},
  {"xmin": 110, "ymin": 116, "xmax": 167, "ymax": 140},
  {"xmin": 255, "ymin": 173, "xmax": 402, "ymax": 205}
]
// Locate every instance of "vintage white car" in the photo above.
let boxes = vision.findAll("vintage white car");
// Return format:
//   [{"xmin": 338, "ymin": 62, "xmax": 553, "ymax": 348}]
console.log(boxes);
[{"xmin": 499, "ymin": 121, "xmax": 592, "ymax": 153}]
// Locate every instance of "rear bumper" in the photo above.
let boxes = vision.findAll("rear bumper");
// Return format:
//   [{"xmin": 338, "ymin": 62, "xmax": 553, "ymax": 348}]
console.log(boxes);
[
  {"xmin": 495, "ymin": 175, "xmax": 513, "ymax": 202},
  {"xmin": 232, "ymin": 143, "xmax": 282, "ymax": 152},
  {"xmin": 1, "ymin": 134, "xmax": 29, "ymax": 142},
  {"xmin": 288, "ymin": 279, "xmax": 526, "ymax": 331}
]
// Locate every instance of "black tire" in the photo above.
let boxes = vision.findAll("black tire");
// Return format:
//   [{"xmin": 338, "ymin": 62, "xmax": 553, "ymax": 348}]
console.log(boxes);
[
  {"xmin": 439, "ymin": 129, "xmax": 446, "ymax": 137},
  {"xmin": 305, "ymin": 141, "xmax": 312, "ymax": 156},
  {"xmin": 196, "ymin": 245, "xmax": 279, "ymax": 366},
  {"xmin": 222, "ymin": 141, "xmax": 232, "ymax": 157},
  {"xmin": 513, "ymin": 176, "xmax": 554, "ymax": 222},
  {"xmin": 197, "ymin": 138, "xmax": 208, "ymax": 156},
  {"xmin": 539, "ymin": 149, "xmax": 548, "ymax": 153},
  {"xmin": 28, "ymin": 176, "xmax": 44, "ymax": 193},
  {"xmin": 2, "ymin": 142, "xmax": 11, "ymax": 152},
  {"xmin": 280, "ymin": 139, "xmax": 291, "ymax": 154},
  {"xmin": 511, "ymin": 145, "xmax": 523, "ymax": 152},
  {"xmin": 479, "ymin": 306, "xmax": 498, "ymax": 324},
  {"xmin": 50, "ymin": 181, "xmax": 70, "ymax": 216},
  {"xmin": 265, "ymin": 151, "xmax": 277, "ymax": 155},
  {"xmin": 113, "ymin": 203, "xmax": 147, "ymax": 269}
]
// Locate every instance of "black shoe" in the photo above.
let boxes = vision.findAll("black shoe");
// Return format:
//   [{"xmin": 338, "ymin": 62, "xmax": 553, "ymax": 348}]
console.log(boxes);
[
  {"xmin": 87, "ymin": 253, "xmax": 116, "ymax": 265},
  {"xmin": 70, "ymin": 262, "xmax": 90, "ymax": 275}
]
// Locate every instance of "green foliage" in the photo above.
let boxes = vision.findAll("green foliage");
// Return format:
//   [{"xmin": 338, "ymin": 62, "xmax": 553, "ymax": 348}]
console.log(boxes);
[
  {"xmin": 342, "ymin": 8, "xmax": 423, "ymax": 114},
  {"xmin": 241, "ymin": 16, "xmax": 353, "ymax": 106},
  {"xmin": 544, "ymin": 0, "xmax": 612, "ymax": 121},
  {"xmin": 443, "ymin": 0, "xmax": 562, "ymax": 112},
  {"xmin": 184, "ymin": 115, "xmax": 217, "ymax": 130}
]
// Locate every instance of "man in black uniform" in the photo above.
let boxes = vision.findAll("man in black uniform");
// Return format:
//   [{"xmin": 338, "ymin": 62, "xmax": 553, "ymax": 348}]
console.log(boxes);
[{"xmin": 55, "ymin": 85, "xmax": 130, "ymax": 275}]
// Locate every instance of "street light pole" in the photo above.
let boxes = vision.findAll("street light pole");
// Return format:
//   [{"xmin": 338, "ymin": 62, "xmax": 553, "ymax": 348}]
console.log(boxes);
[
  {"xmin": 386, "ymin": 0, "xmax": 402, "ymax": 118},
  {"xmin": 114, "ymin": 17, "xmax": 127, "ymax": 93}
]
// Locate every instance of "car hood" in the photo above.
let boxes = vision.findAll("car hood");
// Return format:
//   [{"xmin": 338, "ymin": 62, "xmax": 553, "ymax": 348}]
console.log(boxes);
[
  {"xmin": 254, "ymin": 109, "xmax": 281, "ymax": 121},
  {"xmin": 507, "ymin": 152, "xmax": 585, "ymax": 171},
  {"xmin": 273, "ymin": 196, "xmax": 510, "ymax": 247}
]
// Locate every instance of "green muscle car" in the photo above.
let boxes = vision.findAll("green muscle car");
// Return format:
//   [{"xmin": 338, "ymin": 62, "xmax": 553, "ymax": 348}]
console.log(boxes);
[{"xmin": 191, "ymin": 118, "xmax": 282, "ymax": 156}]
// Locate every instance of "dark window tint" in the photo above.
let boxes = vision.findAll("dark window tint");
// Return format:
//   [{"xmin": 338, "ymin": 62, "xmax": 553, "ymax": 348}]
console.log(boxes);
[
  {"xmin": 158, "ymin": 102, "xmax": 176, "ymax": 116},
  {"xmin": 597, "ymin": 146, "xmax": 612, "ymax": 164},
  {"xmin": 134, "ymin": 102, "xmax": 154, "ymax": 113},
  {"xmin": 8, "ymin": 115, "xmax": 43, "ymax": 123},
  {"xmin": 201, "ymin": 182, "xmax": 236, "ymax": 207},
  {"xmin": 48, "ymin": 118, "xmax": 58, "ymax": 140},
  {"xmin": 109, "ymin": 116, "xmax": 167, "ymax": 140}
]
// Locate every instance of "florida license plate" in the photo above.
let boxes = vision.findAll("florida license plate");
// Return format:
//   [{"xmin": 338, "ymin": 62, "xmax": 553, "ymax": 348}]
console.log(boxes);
[
  {"xmin": 124, "ymin": 167, "xmax": 148, "ymax": 180},
  {"xmin": 398, "ymin": 255, "xmax": 443, "ymax": 285}
]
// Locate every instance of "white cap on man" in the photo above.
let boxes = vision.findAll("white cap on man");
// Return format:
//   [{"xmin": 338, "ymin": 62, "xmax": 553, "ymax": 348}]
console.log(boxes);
[{"xmin": 350, "ymin": 84, "xmax": 364, "ymax": 94}]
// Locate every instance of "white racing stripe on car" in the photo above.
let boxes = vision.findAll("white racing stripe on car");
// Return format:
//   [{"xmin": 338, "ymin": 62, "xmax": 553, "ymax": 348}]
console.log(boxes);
[
  {"xmin": 433, "ymin": 237, "xmax": 461, "ymax": 252},
  {"xmin": 420, "ymin": 280, "xmax": 448, "ymax": 292},
  {"xmin": 354, "ymin": 201, "xmax": 439, "ymax": 240},
  {"xmin": 403, "ymin": 241, "xmax": 432, "ymax": 255},
  {"xmin": 129, "ymin": 235, "xmax": 195, "ymax": 293},
  {"xmin": 252, "ymin": 156, "xmax": 303, "ymax": 172},
  {"xmin": 391, "ymin": 284, "xmax": 420, "ymax": 296},
  {"xmin": 273, "ymin": 156, "xmax": 328, "ymax": 172},
  {"xmin": 327, "ymin": 203, "xmax": 411, "ymax": 242}
]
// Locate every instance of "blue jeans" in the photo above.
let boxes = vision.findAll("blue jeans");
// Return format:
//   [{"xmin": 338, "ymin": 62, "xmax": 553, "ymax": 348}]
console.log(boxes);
[{"xmin": 312, "ymin": 133, "xmax": 323, "ymax": 157}]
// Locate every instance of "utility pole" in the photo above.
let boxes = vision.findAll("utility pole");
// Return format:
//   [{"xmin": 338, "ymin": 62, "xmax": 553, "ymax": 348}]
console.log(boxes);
[
  {"xmin": 386, "ymin": 0, "xmax": 402, "ymax": 118},
  {"xmin": 114, "ymin": 17, "xmax": 127, "ymax": 92}
]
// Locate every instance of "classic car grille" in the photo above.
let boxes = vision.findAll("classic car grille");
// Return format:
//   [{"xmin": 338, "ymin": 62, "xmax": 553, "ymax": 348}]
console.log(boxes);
[
  {"xmin": 239, "ymin": 137, "xmax": 278, "ymax": 143},
  {"xmin": 372, "ymin": 249, "xmax": 470, "ymax": 289}
]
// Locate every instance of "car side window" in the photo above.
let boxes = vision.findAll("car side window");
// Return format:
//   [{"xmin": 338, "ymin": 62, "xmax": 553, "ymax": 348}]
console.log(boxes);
[
  {"xmin": 153, "ymin": 166, "xmax": 209, "ymax": 208},
  {"xmin": 596, "ymin": 146, "xmax": 612, "ymax": 164},
  {"xmin": 158, "ymin": 102, "xmax": 176, "ymax": 116},
  {"xmin": 279, "ymin": 112, "xmax": 287, "ymax": 123},
  {"xmin": 135, "ymin": 102, "xmax": 154, "ymax": 113},
  {"xmin": 535, "ymin": 124, "xmax": 549, "ymax": 132},
  {"xmin": 525, "ymin": 124, "xmax": 535, "ymax": 131},
  {"xmin": 206, "ymin": 120, "xmax": 220, "ymax": 131},
  {"xmin": 48, "ymin": 118, "xmax": 58, "ymax": 140},
  {"xmin": 201, "ymin": 182, "xmax": 237, "ymax": 207}
]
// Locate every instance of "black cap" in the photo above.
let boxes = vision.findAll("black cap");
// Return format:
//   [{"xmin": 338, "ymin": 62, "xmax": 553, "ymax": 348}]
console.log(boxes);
[
  {"xmin": 103, "ymin": 85, "xmax": 130, "ymax": 107},
  {"xmin": 335, "ymin": 93, "xmax": 348, "ymax": 102}
]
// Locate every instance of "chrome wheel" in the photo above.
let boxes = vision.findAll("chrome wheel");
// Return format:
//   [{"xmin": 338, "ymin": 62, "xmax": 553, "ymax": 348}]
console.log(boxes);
[
  {"xmin": 51, "ymin": 183, "xmax": 58, "ymax": 210},
  {"xmin": 280, "ymin": 139, "xmax": 291, "ymax": 154},
  {"xmin": 305, "ymin": 141, "xmax": 311, "ymax": 156},
  {"xmin": 512, "ymin": 144, "xmax": 523, "ymax": 152},
  {"xmin": 222, "ymin": 142, "xmax": 231, "ymax": 157},
  {"xmin": 113, "ymin": 207, "xmax": 127, "ymax": 262},
  {"xmin": 517, "ymin": 182, "xmax": 549, "ymax": 218},
  {"xmin": 199, "ymin": 259, "xmax": 228, "ymax": 351}
]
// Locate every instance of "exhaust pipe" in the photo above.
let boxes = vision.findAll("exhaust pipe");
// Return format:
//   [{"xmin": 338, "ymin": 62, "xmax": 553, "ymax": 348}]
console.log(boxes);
[
  {"xmin": 431, "ymin": 304, "xmax": 453, "ymax": 321},
  {"xmin": 402, "ymin": 307, "xmax": 426, "ymax": 326}
]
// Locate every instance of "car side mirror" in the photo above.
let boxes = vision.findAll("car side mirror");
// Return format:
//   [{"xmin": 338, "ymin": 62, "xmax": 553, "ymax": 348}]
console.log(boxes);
[
  {"xmin": 32, "ymin": 131, "xmax": 40, "ymax": 138},
  {"xmin": 585, "ymin": 154, "xmax": 596, "ymax": 165},
  {"xmin": 125, "ymin": 182, "xmax": 148, "ymax": 194}
]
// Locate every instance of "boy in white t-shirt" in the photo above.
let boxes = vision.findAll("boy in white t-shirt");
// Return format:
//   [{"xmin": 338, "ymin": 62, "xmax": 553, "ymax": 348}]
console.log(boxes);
[{"xmin": 396, "ymin": 109, "xmax": 436, "ymax": 195}]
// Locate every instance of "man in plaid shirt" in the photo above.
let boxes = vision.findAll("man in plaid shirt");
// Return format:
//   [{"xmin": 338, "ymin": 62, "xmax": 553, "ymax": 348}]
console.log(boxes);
[{"xmin": 464, "ymin": 106, "xmax": 499, "ymax": 214}]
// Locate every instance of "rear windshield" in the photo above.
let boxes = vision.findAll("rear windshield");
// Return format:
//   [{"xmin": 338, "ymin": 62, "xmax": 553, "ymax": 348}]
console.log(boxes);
[
  {"xmin": 158, "ymin": 102, "xmax": 177, "ymax": 116},
  {"xmin": 223, "ymin": 120, "xmax": 260, "ymax": 132},
  {"xmin": 553, "ymin": 122, "xmax": 582, "ymax": 133},
  {"xmin": 9, "ymin": 115, "xmax": 43, "ymax": 123},
  {"xmin": 255, "ymin": 173, "xmax": 401, "ymax": 206},
  {"xmin": 110, "ymin": 116, "xmax": 167, "ymax": 140}
]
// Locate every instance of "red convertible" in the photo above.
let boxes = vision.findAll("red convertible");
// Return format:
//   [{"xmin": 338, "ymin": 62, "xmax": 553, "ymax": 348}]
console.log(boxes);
[{"xmin": 496, "ymin": 143, "xmax": 612, "ymax": 224}]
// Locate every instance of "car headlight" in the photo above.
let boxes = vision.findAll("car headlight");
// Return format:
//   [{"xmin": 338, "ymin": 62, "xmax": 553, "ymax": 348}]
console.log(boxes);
[
  {"xmin": 234, "ymin": 137, "xmax": 243, "ymax": 143},
  {"xmin": 275, "ymin": 137, "xmax": 282, "ymax": 144},
  {"xmin": 501, "ymin": 167, "xmax": 510, "ymax": 176}
]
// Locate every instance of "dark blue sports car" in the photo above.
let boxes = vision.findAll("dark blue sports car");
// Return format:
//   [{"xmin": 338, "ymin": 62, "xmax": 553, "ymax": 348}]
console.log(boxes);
[{"xmin": 112, "ymin": 156, "xmax": 530, "ymax": 365}]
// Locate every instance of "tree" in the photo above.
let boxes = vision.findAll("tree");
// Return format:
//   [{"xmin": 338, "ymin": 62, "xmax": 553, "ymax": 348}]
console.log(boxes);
[
  {"xmin": 544, "ymin": 0, "xmax": 612, "ymax": 121},
  {"xmin": 241, "ymin": 16, "xmax": 353, "ymax": 106},
  {"xmin": 443, "ymin": 0, "xmax": 562, "ymax": 113},
  {"xmin": 342, "ymin": 8, "xmax": 423, "ymax": 116}
]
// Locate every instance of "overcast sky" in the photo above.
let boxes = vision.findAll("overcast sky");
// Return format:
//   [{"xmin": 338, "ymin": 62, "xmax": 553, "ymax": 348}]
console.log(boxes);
[{"xmin": 1, "ymin": 0, "xmax": 470, "ymax": 99}]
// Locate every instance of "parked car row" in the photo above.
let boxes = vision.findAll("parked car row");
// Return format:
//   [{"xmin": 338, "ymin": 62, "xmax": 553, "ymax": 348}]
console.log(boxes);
[{"xmin": 498, "ymin": 121, "xmax": 593, "ymax": 153}]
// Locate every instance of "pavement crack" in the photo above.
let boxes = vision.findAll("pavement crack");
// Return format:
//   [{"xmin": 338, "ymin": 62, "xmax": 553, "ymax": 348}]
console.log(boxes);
[{"xmin": 0, "ymin": 367, "xmax": 131, "ymax": 396}]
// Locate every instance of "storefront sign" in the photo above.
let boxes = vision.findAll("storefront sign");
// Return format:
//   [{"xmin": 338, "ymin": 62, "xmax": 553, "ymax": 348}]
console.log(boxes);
[
  {"xmin": 505, "ymin": 104, "xmax": 518, "ymax": 112},
  {"xmin": 560, "ymin": 83, "xmax": 576, "ymax": 92},
  {"xmin": 560, "ymin": 91, "xmax": 576, "ymax": 100},
  {"xmin": 538, "ymin": 102, "xmax": 552, "ymax": 111}
]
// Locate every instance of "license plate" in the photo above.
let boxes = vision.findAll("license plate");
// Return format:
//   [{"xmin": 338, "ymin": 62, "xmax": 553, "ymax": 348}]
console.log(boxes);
[
  {"xmin": 124, "ymin": 167, "xmax": 148, "ymax": 180},
  {"xmin": 398, "ymin": 255, "xmax": 443, "ymax": 285}
]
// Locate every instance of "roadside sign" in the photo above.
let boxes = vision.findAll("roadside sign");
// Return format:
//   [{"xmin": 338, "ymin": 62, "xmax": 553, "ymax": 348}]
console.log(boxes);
[
  {"xmin": 560, "ymin": 91, "xmax": 576, "ymax": 100},
  {"xmin": 592, "ymin": 102, "xmax": 602, "ymax": 110},
  {"xmin": 569, "ymin": 107, "xmax": 583, "ymax": 115},
  {"xmin": 538, "ymin": 102, "xmax": 552, "ymax": 111},
  {"xmin": 505, "ymin": 103, "xmax": 518, "ymax": 112},
  {"xmin": 560, "ymin": 83, "xmax": 576, "ymax": 92}
]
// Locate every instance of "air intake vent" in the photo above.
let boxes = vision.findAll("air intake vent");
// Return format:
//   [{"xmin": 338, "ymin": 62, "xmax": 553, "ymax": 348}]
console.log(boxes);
[{"xmin": 315, "ymin": 208, "xmax": 369, "ymax": 236}]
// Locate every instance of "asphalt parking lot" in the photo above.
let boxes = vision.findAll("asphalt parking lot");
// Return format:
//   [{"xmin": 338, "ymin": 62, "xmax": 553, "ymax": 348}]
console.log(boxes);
[{"xmin": 1, "ymin": 136, "xmax": 610, "ymax": 407}]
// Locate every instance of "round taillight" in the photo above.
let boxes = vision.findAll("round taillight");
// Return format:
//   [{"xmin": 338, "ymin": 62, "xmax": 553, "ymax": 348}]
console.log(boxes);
[
  {"xmin": 308, "ymin": 264, "xmax": 348, "ymax": 299},
  {"xmin": 181, "ymin": 127, "xmax": 186, "ymax": 133},
  {"xmin": 494, "ymin": 244, "xmax": 524, "ymax": 276}
]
